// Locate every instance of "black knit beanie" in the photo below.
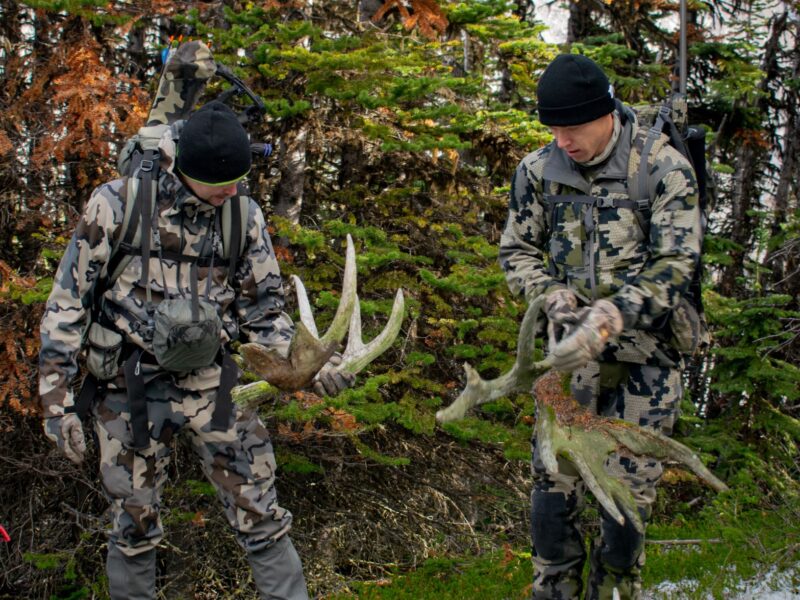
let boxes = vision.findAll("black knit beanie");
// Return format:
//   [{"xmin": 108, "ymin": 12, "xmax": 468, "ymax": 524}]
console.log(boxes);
[
  {"xmin": 536, "ymin": 54, "xmax": 615, "ymax": 126},
  {"xmin": 176, "ymin": 101, "xmax": 251, "ymax": 185}
]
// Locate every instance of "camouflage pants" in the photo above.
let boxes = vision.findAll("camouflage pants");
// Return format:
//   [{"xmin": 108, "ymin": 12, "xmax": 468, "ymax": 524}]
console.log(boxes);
[
  {"xmin": 530, "ymin": 361, "xmax": 682, "ymax": 600},
  {"xmin": 93, "ymin": 366, "xmax": 293, "ymax": 557}
]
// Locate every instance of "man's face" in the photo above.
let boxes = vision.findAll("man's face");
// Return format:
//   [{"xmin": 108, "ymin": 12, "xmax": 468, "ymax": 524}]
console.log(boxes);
[
  {"xmin": 182, "ymin": 177, "xmax": 241, "ymax": 207},
  {"xmin": 549, "ymin": 113, "xmax": 614, "ymax": 163}
]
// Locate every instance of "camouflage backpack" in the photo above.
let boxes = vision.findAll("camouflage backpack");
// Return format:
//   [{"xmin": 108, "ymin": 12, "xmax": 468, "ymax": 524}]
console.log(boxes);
[
  {"xmin": 80, "ymin": 41, "xmax": 269, "ymax": 440},
  {"xmin": 627, "ymin": 94, "xmax": 711, "ymax": 355},
  {"xmin": 105, "ymin": 41, "xmax": 251, "ymax": 294}
]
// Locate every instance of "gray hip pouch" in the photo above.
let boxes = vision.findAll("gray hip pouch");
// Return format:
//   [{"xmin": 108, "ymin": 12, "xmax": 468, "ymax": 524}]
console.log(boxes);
[
  {"xmin": 86, "ymin": 321, "xmax": 124, "ymax": 380},
  {"xmin": 152, "ymin": 297, "xmax": 222, "ymax": 372}
]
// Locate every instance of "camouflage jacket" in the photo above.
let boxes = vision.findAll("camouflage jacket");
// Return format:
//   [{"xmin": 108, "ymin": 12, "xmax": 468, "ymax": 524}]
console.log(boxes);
[
  {"xmin": 499, "ymin": 106, "xmax": 701, "ymax": 367},
  {"xmin": 39, "ymin": 126, "xmax": 294, "ymax": 418}
]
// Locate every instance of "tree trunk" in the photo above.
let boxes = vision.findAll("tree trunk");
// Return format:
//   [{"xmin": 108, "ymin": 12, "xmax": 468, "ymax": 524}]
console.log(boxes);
[
  {"xmin": 720, "ymin": 12, "xmax": 786, "ymax": 297},
  {"xmin": 764, "ymin": 12, "xmax": 799, "ymax": 303},
  {"xmin": 514, "ymin": 0, "xmax": 536, "ymax": 25},
  {"xmin": 567, "ymin": 0, "xmax": 595, "ymax": 43},
  {"xmin": 272, "ymin": 124, "xmax": 308, "ymax": 225},
  {"xmin": 271, "ymin": 1, "xmax": 312, "ymax": 229}
]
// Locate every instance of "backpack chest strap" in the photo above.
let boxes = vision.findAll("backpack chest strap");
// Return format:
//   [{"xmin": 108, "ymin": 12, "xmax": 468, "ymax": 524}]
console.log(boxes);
[
  {"xmin": 115, "ymin": 243, "xmax": 219, "ymax": 268},
  {"xmin": 546, "ymin": 194, "xmax": 649, "ymax": 234}
]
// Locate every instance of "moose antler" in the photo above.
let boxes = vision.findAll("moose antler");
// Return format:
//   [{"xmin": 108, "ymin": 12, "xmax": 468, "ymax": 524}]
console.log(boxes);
[
  {"xmin": 435, "ymin": 296, "xmax": 552, "ymax": 422},
  {"xmin": 436, "ymin": 298, "xmax": 728, "ymax": 533},
  {"xmin": 235, "ymin": 235, "xmax": 405, "ymax": 402}
]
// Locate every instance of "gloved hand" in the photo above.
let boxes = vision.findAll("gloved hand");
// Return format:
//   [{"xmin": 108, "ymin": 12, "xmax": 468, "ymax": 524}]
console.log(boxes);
[
  {"xmin": 544, "ymin": 288, "xmax": 581, "ymax": 352},
  {"xmin": 312, "ymin": 353, "xmax": 355, "ymax": 397},
  {"xmin": 43, "ymin": 413, "xmax": 86, "ymax": 465},
  {"xmin": 548, "ymin": 299, "xmax": 624, "ymax": 372}
]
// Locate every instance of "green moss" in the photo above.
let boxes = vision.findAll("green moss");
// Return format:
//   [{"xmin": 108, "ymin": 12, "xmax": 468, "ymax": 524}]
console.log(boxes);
[
  {"xmin": 185, "ymin": 479, "xmax": 217, "ymax": 498},
  {"xmin": 330, "ymin": 548, "xmax": 533, "ymax": 599},
  {"xmin": 23, "ymin": 552, "xmax": 64, "ymax": 570},
  {"xmin": 277, "ymin": 450, "xmax": 325, "ymax": 474}
]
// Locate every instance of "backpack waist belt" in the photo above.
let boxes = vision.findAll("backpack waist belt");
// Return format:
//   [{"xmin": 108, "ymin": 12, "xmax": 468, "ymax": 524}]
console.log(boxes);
[
  {"xmin": 122, "ymin": 343, "xmax": 238, "ymax": 449},
  {"xmin": 75, "ymin": 341, "xmax": 238, "ymax": 450}
]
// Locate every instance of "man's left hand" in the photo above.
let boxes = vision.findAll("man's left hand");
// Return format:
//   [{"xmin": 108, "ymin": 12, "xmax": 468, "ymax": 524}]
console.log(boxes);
[
  {"xmin": 312, "ymin": 353, "xmax": 355, "ymax": 396},
  {"xmin": 548, "ymin": 299, "xmax": 624, "ymax": 372}
]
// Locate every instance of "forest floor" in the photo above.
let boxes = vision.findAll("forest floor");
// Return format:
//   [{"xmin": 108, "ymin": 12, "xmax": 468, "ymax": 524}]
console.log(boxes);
[
  {"xmin": 324, "ymin": 493, "xmax": 800, "ymax": 599},
  {"xmin": 2, "ymin": 416, "xmax": 798, "ymax": 599}
]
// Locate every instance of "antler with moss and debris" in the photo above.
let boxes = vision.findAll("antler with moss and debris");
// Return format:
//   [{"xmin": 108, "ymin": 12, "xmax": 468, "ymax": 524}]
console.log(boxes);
[
  {"xmin": 231, "ymin": 235, "xmax": 405, "ymax": 405},
  {"xmin": 436, "ymin": 297, "xmax": 728, "ymax": 534}
]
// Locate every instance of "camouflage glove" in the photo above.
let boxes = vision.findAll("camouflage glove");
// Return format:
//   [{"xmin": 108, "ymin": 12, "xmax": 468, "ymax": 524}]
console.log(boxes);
[
  {"xmin": 43, "ymin": 413, "xmax": 86, "ymax": 465},
  {"xmin": 548, "ymin": 299, "xmax": 624, "ymax": 372},
  {"xmin": 544, "ymin": 288, "xmax": 582, "ymax": 352},
  {"xmin": 312, "ymin": 352, "xmax": 355, "ymax": 397}
]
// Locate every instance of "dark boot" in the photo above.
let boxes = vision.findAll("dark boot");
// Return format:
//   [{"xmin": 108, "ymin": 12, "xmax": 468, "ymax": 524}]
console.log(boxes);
[
  {"xmin": 106, "ymin": 542, "xmax": 156, "ymax": 600},
  {"xmin": 247, "ymin": 535, "xmax": 309, "ymax": 600},
  {"xmin": 585, "ymin": 507, "xmax": 646, "ymax": 600}
]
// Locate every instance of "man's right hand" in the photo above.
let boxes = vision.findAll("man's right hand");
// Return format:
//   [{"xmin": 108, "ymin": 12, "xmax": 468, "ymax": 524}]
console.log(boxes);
[
  {"xmin": 548, "ymin": 299, "xmax": 624, "ymax": 372},
  {"xmin": 44, "ymin": 414, "xmax": 86, "ymax": 465},
  {"xmin": 312, "ymin": 352, "xmax": 355, "ymax": 397},
  {"xmin": 544, "ymin": 288, "xmax": 582, "ymax": 351}
]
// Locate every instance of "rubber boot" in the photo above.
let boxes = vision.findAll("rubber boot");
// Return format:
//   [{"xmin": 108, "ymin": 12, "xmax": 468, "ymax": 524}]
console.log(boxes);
[
  {"xmin": 106, "ymin": 542, "xmax": 156, "ymax": 600},
  {"xmin": 246, "ymin": 535, "xmax": 309, "ymax": 600}
]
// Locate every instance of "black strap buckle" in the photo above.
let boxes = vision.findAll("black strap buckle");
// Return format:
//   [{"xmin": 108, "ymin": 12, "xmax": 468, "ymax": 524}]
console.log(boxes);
[
  {"xmin": 635, "ymin": 198, "xmax": 651, "ymax": 212},
  {"xmin": 140, "ymin": 159, "xmax": 155, "ymax": 173},
  {"xmin": 596, "ymin": 197, "xmax": 615, "ymax": 209}
]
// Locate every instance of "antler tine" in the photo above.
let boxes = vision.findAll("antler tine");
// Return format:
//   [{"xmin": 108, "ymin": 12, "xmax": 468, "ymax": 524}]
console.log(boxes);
[
  {"xmin": 290, "ymin": 274, "xmax": 320, "ymax": 338},
  {"xmin": 289, "ymin": 234, "xmax": 358, "ymax": 344},
  {"xmin": 436, "ymin": 297, "xmax": 553, "ymax": 423},
  {"xmin": 319, "ymin": 234, "xmax": 358, "ymax": 344},
  {"xmin": 340, "ymin": 288, "xmax": 406, "ymax": 375}
]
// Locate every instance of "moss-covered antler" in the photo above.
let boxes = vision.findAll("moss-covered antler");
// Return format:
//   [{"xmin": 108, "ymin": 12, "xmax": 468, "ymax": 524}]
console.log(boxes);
[
  {"xmin": 437, "ymin": 298, "xmax": 728, "ymax": 533},
  {"xmin": 533, "ymin": 370, "xmax": 728, "ymax": 533},
  {"xmin": 234, "ymin": 234, "xmax": 405, "ymax": 402}
]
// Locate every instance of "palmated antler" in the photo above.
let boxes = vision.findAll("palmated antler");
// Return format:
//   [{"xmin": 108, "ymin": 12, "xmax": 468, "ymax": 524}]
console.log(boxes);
[
  {"xmin": 239, "ymin": 323, "xmax": 337, "ymax": 391},
  {"xmin": 533, "ymin": 370, "xmax": 728, "ymax": 533},
  {"xmin": 436, "ymin": 298, "xmax": 728, "ymax": 533},
  {"xmin": 235, "ymin": 235, "xmax": 405, "ymax": 400}
]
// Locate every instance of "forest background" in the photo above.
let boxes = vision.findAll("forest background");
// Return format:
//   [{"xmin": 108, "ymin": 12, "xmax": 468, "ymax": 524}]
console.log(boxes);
[{"xmin": 0, "ymin": 0, "xmax": 799, "ymax": 598}]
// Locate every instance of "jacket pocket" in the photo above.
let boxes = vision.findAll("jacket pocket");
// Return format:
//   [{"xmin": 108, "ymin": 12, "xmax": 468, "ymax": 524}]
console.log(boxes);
[{"xmin": 86, "ymin": 322, "xmax": 123, "ymax": 380}]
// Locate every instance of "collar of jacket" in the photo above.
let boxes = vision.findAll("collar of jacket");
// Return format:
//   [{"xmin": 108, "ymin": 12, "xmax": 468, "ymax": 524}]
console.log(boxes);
[{"xmin": 542, "ymin": 106, "xmax": 638, "ymax": 195}]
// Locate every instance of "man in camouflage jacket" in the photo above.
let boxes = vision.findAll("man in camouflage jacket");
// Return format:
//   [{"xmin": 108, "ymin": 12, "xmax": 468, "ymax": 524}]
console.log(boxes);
[
  {"xmin": 499, "ymin": 54, "xmax": 702, "ymax": 599},
  {"xmin": 38, "ymin": 101, "xmax": 344, "ymax": 600}
]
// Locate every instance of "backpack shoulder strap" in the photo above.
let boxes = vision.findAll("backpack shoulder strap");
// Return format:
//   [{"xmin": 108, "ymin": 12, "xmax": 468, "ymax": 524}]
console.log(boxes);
[
  {"xmin": 627, "ymin": 119, "xmax": 670, "ymax": 233},
  {"xmin": 220, "ymin": 193, "xmax": 250, "ymax": 275},
  {"xmin": 105, "ymin": 174, "xmax": 142, "ymax": 284},
  {"xmin": 101, "ymin": 150, "xmax": 159, "ymax": 299}
]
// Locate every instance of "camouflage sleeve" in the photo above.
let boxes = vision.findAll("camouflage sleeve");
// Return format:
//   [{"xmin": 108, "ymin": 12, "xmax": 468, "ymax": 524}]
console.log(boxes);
[
  {"xmin": 499, "ymin": 152, "xmax": 565, "ymax": 302},
  {"xmin": 39, "ymin": 183, "xmax": 120, "ymax": 418},
  {"xmin": 234, "ymin": 199, "xmax": 295, "ymax": 356},
  {"xmin": 610, "ymin": 165, "xmax": 702, "ymax": 329}
]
